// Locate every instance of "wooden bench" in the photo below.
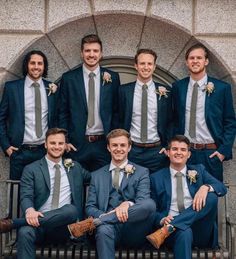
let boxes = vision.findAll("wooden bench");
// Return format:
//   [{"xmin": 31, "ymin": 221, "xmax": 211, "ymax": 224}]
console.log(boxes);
[{"xmin": 0, "ymin": 180, "xmax": 235, "ymax": 258}]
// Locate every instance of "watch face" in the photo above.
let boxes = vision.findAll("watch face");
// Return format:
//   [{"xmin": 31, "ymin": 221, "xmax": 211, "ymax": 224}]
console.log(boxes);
[{"xmin": 167, "ymin": 225, "xmax": 175, "ymax": 233}]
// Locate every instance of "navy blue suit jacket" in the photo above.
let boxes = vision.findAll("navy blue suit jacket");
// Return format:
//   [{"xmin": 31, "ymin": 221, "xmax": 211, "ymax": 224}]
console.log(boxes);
[
  {"xmin": 172, "ymin": 76, "xmax": 236, "ymax": 160},
  {"xmin": 86, "ymin": 162, "xmax": 150, "ymax": 219},
  {"xmin": 20, "ymin": 157, "xmax": 90, "ymax": 221},
  {"xmin": 119, "ymin": 81, "xmax": 173, "ymax": 146},
  {"xmin": 150, "ymin": 164, "xmax": 227, "ymax": 226},
  {"xmin": 0, "ymin": 78, "xmax": 58, "ymax": 152},
  {"xmin": 58, "ymin": 66, "xmax": 120, "ymax": 149}
]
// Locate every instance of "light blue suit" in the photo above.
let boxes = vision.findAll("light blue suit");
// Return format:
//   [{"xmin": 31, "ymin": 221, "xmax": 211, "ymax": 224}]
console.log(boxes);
[
  {"xmin": 150, "ymin": 164, "xmax": 227, "ymax": 259},
  {"xmin": 86, "ymin": 162, "xmax": 156, "ymax": 259}
]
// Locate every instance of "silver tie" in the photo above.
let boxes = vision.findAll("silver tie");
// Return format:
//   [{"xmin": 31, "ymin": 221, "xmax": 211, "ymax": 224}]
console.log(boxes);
[
  {"xmin": 175, "ymin": 172, "xmax": 185, "ymax": 213},
  {"xmin": 141, "ymin": 84, "xmax": 148, "ymax": 142},
  {"xmin": 51, "ymin": 164, "xmax": 61, "ymax": 210},
  {"xmin": 32, "ymin": 82, "xmax": 42, "ymax": 138},
  {"xmin": 189, "ymin": 82, "xmax": 199, "ymax": 138},
  {"xmin": 113, "ymin": 167, "xmax": 120, "ymax": 191},
  {"xmin": 87, "ymin": 72, "xmax": 95, "ymax": 128}
]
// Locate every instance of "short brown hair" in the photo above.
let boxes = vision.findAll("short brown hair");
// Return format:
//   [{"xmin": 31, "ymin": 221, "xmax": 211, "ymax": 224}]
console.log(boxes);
[
  {"xmin": 185, "ymin": 43, "xmax": 209, "ymax": 60},
  {"xmin": 167, "ymin": 135, "xmax": 190, "ymax": 150},
  {"xmin": 45, "ymin": 128, "xmax": 68, "ymax": 142},
  {"xmin": 107, "ymin": 129, "xmax": 132, "ymax": 145},
  {"xmin": 81, "ymin": 34, "xmax": 102, "ymax": 51},
  {"xmin": 134, "ymin": 48, "xmax": 157, "ymax": 64}
]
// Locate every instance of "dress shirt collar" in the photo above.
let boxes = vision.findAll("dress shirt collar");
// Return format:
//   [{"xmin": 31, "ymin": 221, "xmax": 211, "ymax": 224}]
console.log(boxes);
[
  {"xmin": 45, "ymin": 156, "xmax": 63, "ymax": 170},
  {"xmin": 169, "ymin": 165, "xmax": 187, "ymax": 177},
  {"xmin": 109, "ymin": 159, "xmax": 128, "ymax": 172},
  {"xmin": 82, "ymin": 64, "xmax": 100, "ymax": 77},
  {"xmin": 136, "ymin": 78, "xmax": 154, "ymax": 89},
  {"xmin": 189, "ymin": 74, "xmax": 208, "ymax": 90},
  {"xmin": 25, "ymin": 75, "xmax": 43, "ymax": 88}
]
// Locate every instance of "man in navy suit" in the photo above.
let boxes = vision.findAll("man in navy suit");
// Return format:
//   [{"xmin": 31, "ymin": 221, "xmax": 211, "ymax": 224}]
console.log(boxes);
[
  {"xmin": 119, "ymin": 49, "xmax": 173, "ymax": 173},
  {"xmin": 146, "ymin": 135, "xmax": 227, "ymax": 259},
  {"xmin": 0, "ymin": 128, "xmax": 90, "ymax": 259},
  {"xmin": 172, "ymin": 43, "xmax": 236, "ymax": 181},
  {"xmin": 67, "ymin": 129, "xmax": 156, "ymax": 259},
  {"xmin": 58, "ymin": 34, "xmax": 120, "ymax": 171},
  {"xmin": 0, "ymin": 50, "xmax": 58, "ymax": 180}
]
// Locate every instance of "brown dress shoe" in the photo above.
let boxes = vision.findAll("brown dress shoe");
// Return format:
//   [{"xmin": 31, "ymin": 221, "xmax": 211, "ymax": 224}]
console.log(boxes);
[
  {"xmin": 146, "ymin": 225, "xmax": 175, "ymax": 249},
  {"xmin": 0, "ymin": 218, "xmax": 13, "ymax": 233},
  {"xmin": 68, "ymin": 218, "xmax": 95, "ymax": 238}
]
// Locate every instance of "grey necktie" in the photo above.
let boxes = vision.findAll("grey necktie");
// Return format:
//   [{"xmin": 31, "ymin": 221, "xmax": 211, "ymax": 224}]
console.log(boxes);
[
  {"xmin": 189, "ymin": 82, "xmax": 199, "ymax": 138},
  {"xmin": 113, "ymin": 167, "xmax": 120, "ymax": 191},
  {"xmin": 51, "ymin": 164, "xmax": 61, "ymax": 210},
  {"xmin": 141, "ymin": 84, "xmax": 148, "ymax": 142},
  {"xmin": 175, "ymin": 172, "xmax": 185, "ymax": 213},
  {"xmin": 32, "ymin": 82, "xmax": 42, "ymax": 138},
  {"xmin": 87, "ymin": 72, "xmax": 95, "ymax": 128}
]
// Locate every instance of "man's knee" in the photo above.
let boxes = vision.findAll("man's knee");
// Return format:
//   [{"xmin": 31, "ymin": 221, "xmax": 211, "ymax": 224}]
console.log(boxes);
[
  {"xmin": 138, "ymin": 198, "xmax": 156, "ymax": 213},
  {"xmin": 96, "ymin": 224, "xmax": 115, "ymax": 240},
  {"xmin": 18, "ymin": 226, "xmax": 37, "ymax": 242}
]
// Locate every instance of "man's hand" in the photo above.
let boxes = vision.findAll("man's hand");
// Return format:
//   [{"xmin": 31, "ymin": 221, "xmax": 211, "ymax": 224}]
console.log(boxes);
[
  {"xmin": 65, "ymin": 143, "xmax": 77, "ymax": 152},
  {"xmin": 115, "ymin": 201, "xmax": 130, "ymax": 223},
  {"xmin": 25, "ymin": 208, "xmax": 44, "ymax": 227},
  {"xmin": 6, "ymin": 146, "xmax": 19, "ymax": 157},
  {"xmin": 160, "ymin": 215, "xmax": 174, "ymax": 226},
  {"xmin": 209, "ymin": 151, "xmax": 225, "ymax": 162},
  {"xmin": 193, "ymin": 185, "xmax": 209, "ymax": 211}
]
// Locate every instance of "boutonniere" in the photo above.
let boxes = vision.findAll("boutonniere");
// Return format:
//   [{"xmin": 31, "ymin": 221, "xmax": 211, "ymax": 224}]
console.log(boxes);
[
  {"xmin": 204, "ymin": 82, "xmax": 214, "ymax": 96},
  {"xmin": 155, "ymin": 86, "xmax": 169, "ymax": 100},
  {"xmin": 47, "ymin": 83, "xmax": 58, "ymax": 96},
  {"xmin": 187, "ymin": 170, "xmax": 198, "ymax": 184},
  {"xmin": 102, "ymin": 72, "xmax": 112, "ymax": 85},
  {"xmin": 124, "ymin": 164, "xmax": 135, "ymax": 178},
  {"xmin": 64, "ymin": 158, "xmax": 74, "ymax": 172}
]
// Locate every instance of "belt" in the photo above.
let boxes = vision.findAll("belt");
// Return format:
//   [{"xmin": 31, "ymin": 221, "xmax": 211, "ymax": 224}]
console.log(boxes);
[
  {"xmin": 21, "ymin": 144, "xmax": 45, "ymax": 151},
  {"xmin": 190, "ymin": 143, "xmax": 217, "ymax": 150},
  {"xmin": 132, "ymin": 141, "xmax": 161, "ymax": 148},
  {"xmin": 85, "ymin": 135, "xmax": 105, "ymax": 143}
]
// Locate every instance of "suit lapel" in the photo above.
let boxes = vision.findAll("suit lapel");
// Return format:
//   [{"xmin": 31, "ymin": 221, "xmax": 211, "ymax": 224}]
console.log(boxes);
[
  {"xmin": 186, "ymin": 166, "xmax": 198, "ymax": 198},
  {"xmin": 40, "ymin": 157, "xmax": 50, "ymax": 190},
  {"xmin": 18, "ymin": 79, "xmax": 25, "ymax": 117},
  {"xmin": 155, "ymin": 83, "xmax": 161, "ymax": 127},
  {"xmin": 77, "ymin": 67, "xmax": 87, "ymax": 111},
  {"xmin": 66, "ymin": 164, "xmax": 75, "ymax": 199},
  {"xmin": 127, "ymin": 83, "xmax": 136, "ymax": 127},
  {"xmin": 43, "ymin": 80, "xmax": 52, "ymax": 123},
  {"xmin": 102, "ymin": 167, "xmax": 112, "ymax": 210},
  {"xmin": 164, "ymin": 168, "xmax": 172, "ymax": 207}
]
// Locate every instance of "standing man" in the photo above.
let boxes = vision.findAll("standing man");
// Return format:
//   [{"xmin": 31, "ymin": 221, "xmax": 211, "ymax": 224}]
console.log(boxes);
[
  {"xmin": 147, "ymin": 135, "xmax": 227, "ymax": 259},
  {"xmin": 119, "ymin": 49, "xmax": 173, "ymax": 173},
  {"xmin": 58, "ymin": 34, "xmax": 120, "ymax": 171},
  {"xmin": 0, "ymin": 50, "xmax": 58, "ymax": 180},
  {"xmin": 67, "ymin": 129, "xmax": 156, "ymax": 259},
  {"xmin": 0, "ymin": 128, "xmax": 90, "ymax": 259},
  {"xmin": 172, "ymin": 43, "xmax": 236, "ymax": 181}
]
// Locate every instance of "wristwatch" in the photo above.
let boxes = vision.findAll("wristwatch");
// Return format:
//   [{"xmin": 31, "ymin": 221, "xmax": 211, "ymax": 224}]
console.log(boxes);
[{"xmin": 204, "ymin": 184, "xmax": 211, "ymax": 192}]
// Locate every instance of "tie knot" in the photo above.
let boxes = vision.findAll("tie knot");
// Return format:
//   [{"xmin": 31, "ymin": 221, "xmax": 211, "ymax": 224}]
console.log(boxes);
[
  {"xmin": 193, "ymin": 82, "xmax": 199, "ymax": 88},
  {"xmin": 114, "ymin": 167, "xmax": 121, "ymax": 173},
  {"xmin": 89, "ymin": 72, "xmax": 95, "ymax": 79},
  {"xmin": 142, "ymin": 84, "xmax": 148, "ymax": 90},
  {"xmin": 54, "ymin": 164, "xmax": 60, "ymax": 170},
  {"xmin": 32, "ymin": 82, "xmax": 40, "ymax": 88},
  {"xmin": 175, "ymin": 172, "xmax": 183, "ymax": 178}
]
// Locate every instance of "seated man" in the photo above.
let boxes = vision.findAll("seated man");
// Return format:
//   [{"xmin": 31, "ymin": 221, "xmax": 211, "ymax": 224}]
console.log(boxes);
[
  {"xmin": 0, "ymin": 128, "xmax": 90, "ymax": 259},
  {"xmin": 68, "ymin": 129, "xmax": 156, "ymax": 259},
  {"xmin": 146, "ymin": 135, "xmax": 227, "ymax": 259}
]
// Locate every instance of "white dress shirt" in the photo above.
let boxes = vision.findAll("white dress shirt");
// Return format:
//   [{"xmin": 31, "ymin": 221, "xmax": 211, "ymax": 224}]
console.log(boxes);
[
  {"xmin": 130, "ymin": 79, "xmax": 159, "ymax": 143},
  {"xmin": 185, "ymin": 74, "xmax": 214, "ymax": 143},
  {"xmin": 169, "ymin": 166, "xmax": 193, "ymax": 217},
  {"xmin": 23, "ymin": 76, "xmax": 48, "ymax": 144},
  {"xmin": 83, "ymin": 64, "xmax": 104, "ymax": 135},
  {"xmin": 39, "ymin": 157, "xmax": 72, "ymax": 213}
]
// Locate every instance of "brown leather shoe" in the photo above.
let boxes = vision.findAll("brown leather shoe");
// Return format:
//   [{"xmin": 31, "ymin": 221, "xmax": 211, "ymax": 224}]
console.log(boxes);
[
  {"xmin": 68, "ymin": 218, "xmax": 95, "ymax": 238},
  {"xmin": 146, "ymin": 225, "xmax": 175, "ymax": 249},
  {"xmin": 0, "ymin": 218, "xmax": 13, "ymax": 233}
]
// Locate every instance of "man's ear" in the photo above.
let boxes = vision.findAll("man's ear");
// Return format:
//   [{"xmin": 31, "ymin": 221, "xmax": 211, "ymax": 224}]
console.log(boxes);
[
  {"xmin": 107, "ymin": 144, "xmax": 111, "ymax": 153},
  {"xmin": 188, "ymin": 151, "xmax": 191, "ymax": 159}
]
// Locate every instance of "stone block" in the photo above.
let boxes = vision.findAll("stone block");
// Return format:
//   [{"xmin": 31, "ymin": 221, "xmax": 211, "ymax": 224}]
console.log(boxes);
[
  {"xmin": 195, "ymin": 0, "xmax": 236, "ymax": 34},
  {"xmin": 0, "ymin": 0, "xmax": 44, "ymax": 31},
  {"xmin": 95, "ymin": 14, "xmax": 144, "ymax": 58},
  {"xmin": 140, "ymin": 17, "xmax": 191, "ymax": 76},
  {"xmin": 0, "ymin": 70, "xmax": 20, "ymax": 94},
  {"xmin": 48, "ymin": 16, "xmax": 96, "ymax": 69},
  {"xmin": 48, "ymin": 0, "xmax": 91, "ymax": 31},
  {"xmin": 150, "ymin": 0, "xmax": 193, "ymax": 32},
  {"xmin": 93, "ymin": 0, "xmax": 147, "ymax": 15}
]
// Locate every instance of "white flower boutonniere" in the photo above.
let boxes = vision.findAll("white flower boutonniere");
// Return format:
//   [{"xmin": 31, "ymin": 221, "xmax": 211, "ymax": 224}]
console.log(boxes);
[
  {"xmin": 124, "ymin": 164, "xmax": 135, "ymax": 178},
  {"xmin": 204, "ymin": 82, "xmax": 214, "ymax": 96},
  {"xmin": 187, "ymin": 170, "xmax": 198, "ymax": 184},
  {"xmin": 64, "ymin": 158, "xmax": 74, "ymax": 172},
  {"xmin": 102, "ymin": 72, "xmax": 112, "ymax": 86},
  {"xmin": 47, "ymin": 83, "xmax": 58, "ymax": 96},
  {"xmin": 156, "ymin": 86, "xmax": 169, "ymax": 100}
]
